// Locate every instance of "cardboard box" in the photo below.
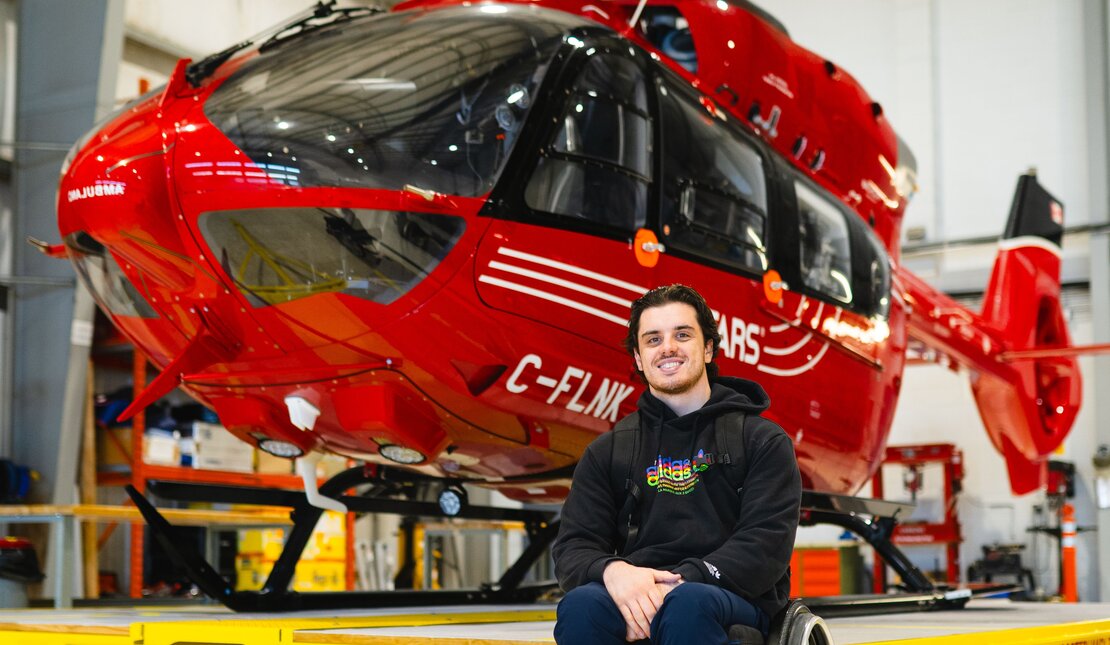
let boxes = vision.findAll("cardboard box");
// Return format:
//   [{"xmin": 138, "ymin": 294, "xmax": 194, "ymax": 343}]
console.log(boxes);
[
  {"xmin": 192, "ymin": 422, "xmax": 254, "ymax": 473},
  {"xmin": 238, "ymin": 528, "xmax": 286, "ymax": 561},
  {"xmin": 315, "ymin": 454, "xmax": 351, "ymax": 479},
  {"xmin": 255, "ymin": 450, "xmax": 295, "ymax": 475},
  {"xmin": 97, "ymin": 427, "xmax": 133, "ymax": 470},
  {"xmin": 292, "ymin": 560, "xmax": 345, "ymax": 592},
  {"xmin": 301, "ymin": 511, "xmax": 346, "ymax": 560},
  {"xmin": 235, "ymin": 556, "xmax": 347, "ymax": 592},
  {"xmin": 99, "ymin": 427, "xmax": 180, "ymax": 468},
  {"xmin": 143, "ymin": 429, "xmax": 180, "ymax": 466},
  {"xmin": 235, "ymin": 554, "xmax": 268, "ymax": 591}
]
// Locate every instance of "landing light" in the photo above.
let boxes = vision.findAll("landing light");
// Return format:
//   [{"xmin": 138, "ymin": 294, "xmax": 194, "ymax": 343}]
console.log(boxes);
[
  {"xmin": 381, "ymin": 445, "xmax": 425, "ymax": 465},
  {"xmin": 438, "ymin": 485, "xmax": 468, "ymax": 517},
  {"xmin": 259, "ymin": 439, "xmax": 304, "ymax": 458}
]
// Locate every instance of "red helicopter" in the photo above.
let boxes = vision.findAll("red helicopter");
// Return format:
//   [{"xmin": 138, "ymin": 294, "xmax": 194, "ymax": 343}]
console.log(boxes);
[{"xmin": 48, "ymin": 0, "xmax": 1083, "ymax": 611}]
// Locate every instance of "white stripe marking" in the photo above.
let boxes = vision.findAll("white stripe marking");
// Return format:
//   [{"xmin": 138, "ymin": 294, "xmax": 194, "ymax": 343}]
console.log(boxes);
[
  {"xmin": 498, "ymin": 247, "xmax": 647, "ymax": 295},
  {"xmin": 763, "ymin": 332, "xmax": 813, "ymax": 357},
  {"xmin": 478, "ymin": 275, "xmax": 628, "ymax": 326},
  {"xmin": 998, "ymin": 235, "xmax": 1062, "ymax": 257},
  {"xmin": 487, "ymin": 261, "xmax": 633, "ymax": 308},
  {"xmin": 759, "ymin": 308, "xmax": 840, "ymax": 375},
  {"xmin": 769, "ymin": 297, "xmax": 808, "ymax": 333},
  {"xmin": 758, "ymin": 343, "xmax": 830, "ymax": 377}
]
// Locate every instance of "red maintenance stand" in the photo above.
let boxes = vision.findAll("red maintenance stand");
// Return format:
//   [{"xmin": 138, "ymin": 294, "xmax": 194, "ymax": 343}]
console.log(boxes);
[{"xmin": 872, "ymin": 443, "xmax": 964, "ymax": 592}]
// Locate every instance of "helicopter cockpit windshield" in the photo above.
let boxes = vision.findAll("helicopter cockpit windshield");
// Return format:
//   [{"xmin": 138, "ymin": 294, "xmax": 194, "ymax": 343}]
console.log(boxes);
[{"xmin": 205, "ymin": 6, "xmax": 591, "ymax": 197}]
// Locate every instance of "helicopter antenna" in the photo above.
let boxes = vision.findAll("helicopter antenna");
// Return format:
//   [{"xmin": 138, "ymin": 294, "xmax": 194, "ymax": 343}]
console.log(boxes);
[{"xmin": 629, "ymin": 0, "xmax": 649, "ymax": 28}]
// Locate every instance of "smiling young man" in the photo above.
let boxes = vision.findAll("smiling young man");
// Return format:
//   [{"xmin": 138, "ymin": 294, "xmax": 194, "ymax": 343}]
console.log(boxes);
[{"xmin": 552, "ymin": 285, "xmax": 802, "ymax": 645}]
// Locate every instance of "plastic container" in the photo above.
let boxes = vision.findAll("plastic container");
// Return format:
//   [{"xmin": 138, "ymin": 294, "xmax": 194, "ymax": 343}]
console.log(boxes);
[{"xmin": 0, "ymin": 537, "xmax": 45, "ymax": 609}]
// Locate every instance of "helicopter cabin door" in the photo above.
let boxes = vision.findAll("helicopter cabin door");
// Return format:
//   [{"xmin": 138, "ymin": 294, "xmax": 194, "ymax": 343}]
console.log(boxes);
[{"xmin": 475, "ymin": 41, "xmax": 658, "ymax": 359}]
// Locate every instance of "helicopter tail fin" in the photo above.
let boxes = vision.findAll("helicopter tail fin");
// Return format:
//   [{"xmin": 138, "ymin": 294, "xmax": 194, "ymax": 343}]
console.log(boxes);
[{"xmin": 972, "ymin": 172, "xmax": 1081, "ymax": 495}]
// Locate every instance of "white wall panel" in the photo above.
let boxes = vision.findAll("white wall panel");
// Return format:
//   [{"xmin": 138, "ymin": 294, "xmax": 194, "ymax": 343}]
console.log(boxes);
[
  {"xmin": 774, "ymin": 0, "xmax": 1091, "ymax": 243},
  {"xmin": 124, "ymin": 0, "xmax": 317, "ymax": 59},
  {"xmin": 115, "ymin": 60, "xmax": 167, "ymax": 104},
  {"xmin": 933, "ymin": 0, "xmax": 1088, "ymax": 239}
]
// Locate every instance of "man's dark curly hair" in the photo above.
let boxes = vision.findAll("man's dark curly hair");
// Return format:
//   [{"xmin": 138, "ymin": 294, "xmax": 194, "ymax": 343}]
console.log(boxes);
[{"xmin": 624, "ymin": 284, "xmax": 722, "ymax": 381}]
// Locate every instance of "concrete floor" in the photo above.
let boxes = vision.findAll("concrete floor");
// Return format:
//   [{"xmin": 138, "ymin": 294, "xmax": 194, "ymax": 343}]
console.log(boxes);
[
  {"xmin": 288, "ymin": 598, "xmax": 1110, "ymax": 643},
  {"xmin": 2, "ymin": 597, "xmax": 1109, "ymax": 644}
]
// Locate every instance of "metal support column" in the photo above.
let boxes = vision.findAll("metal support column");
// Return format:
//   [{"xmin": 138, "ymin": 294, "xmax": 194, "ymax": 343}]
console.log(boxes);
[
  {"xmin": 11, "ymin": 0, "xmax": 123, "ymax": 601},
  {"xmin": 1094, "ymin": 231, "xmax": 1110, "ymax": 602},
  {"xmin": 1086, "ymin": 0, "xmax": 1110, "ymax": 603}
]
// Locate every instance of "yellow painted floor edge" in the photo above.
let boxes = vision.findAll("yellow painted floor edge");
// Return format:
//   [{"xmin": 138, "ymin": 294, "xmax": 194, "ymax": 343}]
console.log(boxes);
[
  {"xmin": 294, "ymin": 636, "xmax": 554, "ymax": 645},
  {"xmin": 862, "ymin": 618, "xmax": 1110, "ymax": 645},
  {"xmin": 0, "ymin": 609, "xmax": 557, "ymax": 645},
  {"xmin": 5, "ymin": 613, "xmax": 1109, "ymax": 645},
  {"xmin": 0, "ymin": 621, "xmax": 127, "ymax": 635},
  {"xmin": 142, "ymin": 608, "xmax": 557, "ymax": 630},
  {"xmin": 0, "ymin": 627, "xmax": 131, "ymax": 645},
  {"xmin": 136, "ymin": 609, "xmax": 558, "ymax": 645}
]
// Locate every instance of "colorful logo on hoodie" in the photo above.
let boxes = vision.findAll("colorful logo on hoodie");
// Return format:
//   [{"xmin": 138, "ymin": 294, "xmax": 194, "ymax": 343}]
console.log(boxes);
[{"xmin": 645, "ymin": 449, "xmax": 713, "ymax": 495}]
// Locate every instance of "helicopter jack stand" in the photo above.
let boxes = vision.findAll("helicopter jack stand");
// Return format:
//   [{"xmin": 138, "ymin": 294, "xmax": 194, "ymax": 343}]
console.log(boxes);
[{"xmin": 125, "ymin": 465, "xmax": 560, "ymax": 612}]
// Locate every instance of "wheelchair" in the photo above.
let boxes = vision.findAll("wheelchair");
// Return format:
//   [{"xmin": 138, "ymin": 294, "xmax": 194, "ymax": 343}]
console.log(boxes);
[{"xmin": 728, "ymin": 600, "xmax": 834, "ymax": 645}]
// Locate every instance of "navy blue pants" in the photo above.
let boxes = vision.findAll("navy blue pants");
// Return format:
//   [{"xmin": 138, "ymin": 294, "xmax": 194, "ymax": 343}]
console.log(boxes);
[{"xmin": 554, "ymin": 581, "xmax": 768, "ymax": 645}]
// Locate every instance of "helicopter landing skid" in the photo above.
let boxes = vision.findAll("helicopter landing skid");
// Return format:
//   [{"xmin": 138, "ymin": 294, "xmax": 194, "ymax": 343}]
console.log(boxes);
[{"xmin": 124, "ymin": 465, "xmax": 560, "ymax": 612}]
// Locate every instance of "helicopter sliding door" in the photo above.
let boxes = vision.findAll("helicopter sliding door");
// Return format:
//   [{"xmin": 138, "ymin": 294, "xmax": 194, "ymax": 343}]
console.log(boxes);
[
  {"xmin": 475, "ymin": 42, "xmax": 656, "ymax": 350},
  {"xmin": 472, "ymin": 38, "xmax": 662, "ymax": 438},
  {"xmin": 650, "ymin": 72, "xmax": 774, "ymax": 371}
]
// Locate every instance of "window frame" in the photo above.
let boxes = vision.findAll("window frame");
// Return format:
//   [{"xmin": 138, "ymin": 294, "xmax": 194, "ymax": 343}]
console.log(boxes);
[
  {"xmin": 780, "ymin": 169, "xmax": 892, "ymax": 319},
  {"xmin": 479, "ymin": 30, "xmax": 660, "ymax": 243},
  {"xmin": 653, "ymin": 71, "xmax": 776, "ymax": 280}
]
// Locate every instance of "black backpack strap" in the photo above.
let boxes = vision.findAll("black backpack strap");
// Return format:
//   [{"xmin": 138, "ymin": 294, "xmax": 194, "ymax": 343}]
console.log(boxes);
[
  {"xmin": 713, "ymin": 410, "xmax": 749, "ymax": 496},
  {"xmin": 609, "ymin": 412, "xmax": 641, "ymax": 552}
]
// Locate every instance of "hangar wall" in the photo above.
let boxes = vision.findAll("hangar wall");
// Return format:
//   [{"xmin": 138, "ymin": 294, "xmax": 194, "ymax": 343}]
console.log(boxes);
[{"xmin": 0, "ymin": 0, "xmax": 16, "ymax": 457}]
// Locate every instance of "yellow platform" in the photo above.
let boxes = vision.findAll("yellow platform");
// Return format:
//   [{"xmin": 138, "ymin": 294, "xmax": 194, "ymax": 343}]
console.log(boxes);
[{"xmin": 1, "ymin": 598, "xmax": 1108, "ymax": 644}]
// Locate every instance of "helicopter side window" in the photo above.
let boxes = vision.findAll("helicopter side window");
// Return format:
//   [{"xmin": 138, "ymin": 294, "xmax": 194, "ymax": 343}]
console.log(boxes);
[
  {"xmin": 524, "ymin": 54, "xmax": 651, "ymax": 232},
  {"xmin": 63, "ymin": 231, "xmax": 159, "ymax": 319},
  {"xmin": 858, "ymin": 223, "xmax": 891, "ymax": 318},
  {"xmin": 795, "ymin": 180, "xmax": 853, "ymax": 305},
  {"xmin": 659, "ymin": 81, "xmax": 768, "ymax": 275}
]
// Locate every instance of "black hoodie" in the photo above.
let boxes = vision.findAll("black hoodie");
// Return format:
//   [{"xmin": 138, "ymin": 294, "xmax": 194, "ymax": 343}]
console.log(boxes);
[{"xmin": 552, "ymin": 376, "xmax": 802, "ymax": 618}]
